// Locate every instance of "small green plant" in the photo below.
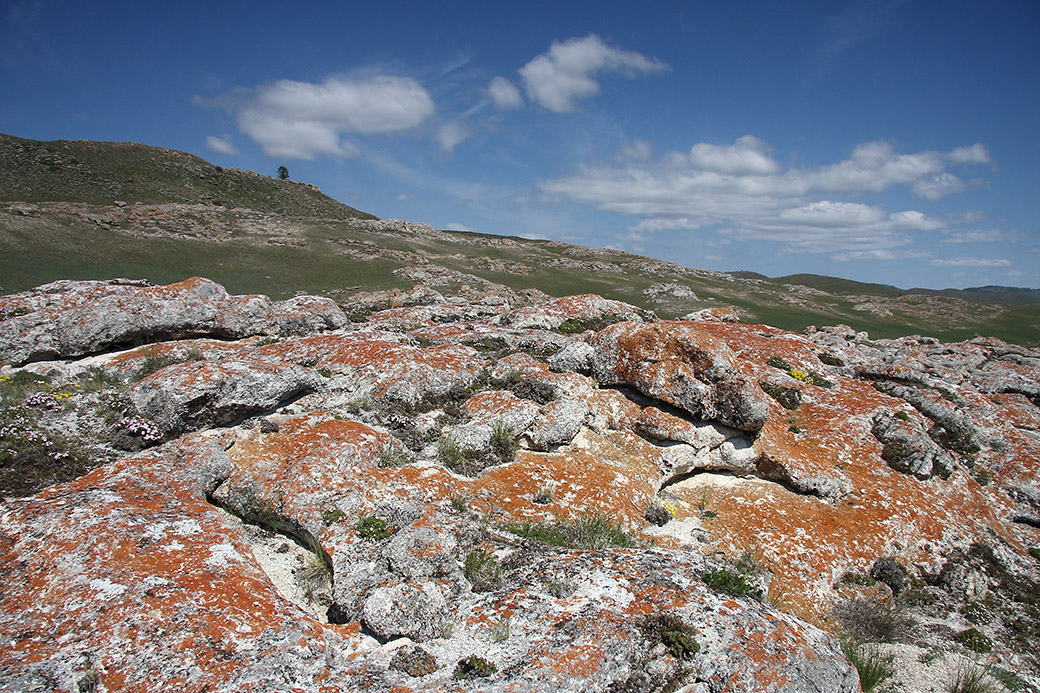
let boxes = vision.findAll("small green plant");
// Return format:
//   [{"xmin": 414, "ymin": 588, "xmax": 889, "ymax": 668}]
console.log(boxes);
[
  {"xmin": 463, "ymin": 548, "xmax": 502, "ymax": 590},
  {"xmin": 297, "ymin": 551, "xmax": 332, "ymax": 603},
  {"xmin": 450, "ymin": 494, "xmax": 469, "ymax": 513},
  {"xmin": 453, "ymin": 655, "xmax": 497, "ymax": 680},
  {"xmin": 316, "ymin": 367, "xmax": 333, "ymax": 378},
  {"xmin": 488, "ymin": 420, "xmax": 518, "ymax": 464},
  {"xmin": 640, "ymin": 614, "xmax": 700, "ymax": 660},
  {"xmin": 378, "ymin": 445, "xmax": 413, "ymax": 468},
  {"xmin": 645, "ymin": 500, "xmax": 676, "ymax": 526},
  {"xmin": 818, "ymin": 352, "xmax": 844, "ymax": 367},
  {"xmin": 545, "ymin": 572, "xmax": 573, "ymax": 598},
  {"xmin": 699, "ymin": 566, "xmax": 759, "ymax": 599},
  {"xmin": 954, "ymin": 627, "xmax": 993, "ymax": 653},
  {"xmin": 504, "ymin": 513, "xmax": 637, "ymax": 550},
  {"xmin": 1029, "ymin": 547, "xmax": 1040, "ymax": 561},
  {"xmin": 356, "ymin": 516, "xmax": 393, "ymax": 541},
  {"xmin": 948, "ymin": 661, "xmax": 999, "ymax": 693},
  {"xmin": 840, "ymin": 638, "xmax": 896, "ymax": 693},
  {"xmin": 254, "ymin": 336, "xmax": 280, "ymax": 347},
  {"xmin": 436, "ymin": 435, "xmax": 486, "ymax": 477},
  {"xmin": 986, "ymin": 666, "xmax": 1026, "ymax": 692},
  {"xmin": 766, "ymin": 355, "xmax": 793, "ymax": 370},
  {"xmin": 895, "ymin": 411, "xmax": 910, "ymax": 421},
  {"xmin": 321, "ymin": 508, "xmax": 346, "ymax": 525},
  {"xmin": 533, "ymin": 485, "xmax": 553, "ymax": 505},
  {"xmin": 838, "ymin": 571, "xmax": 877, "ymax": 587},
  {"xmin": 971, "ymin": 466, "xmax": 991, "ymax": 486},
  {"xmin": 760, "ymin": 382, "xmax": 801, "ymax": 410}
]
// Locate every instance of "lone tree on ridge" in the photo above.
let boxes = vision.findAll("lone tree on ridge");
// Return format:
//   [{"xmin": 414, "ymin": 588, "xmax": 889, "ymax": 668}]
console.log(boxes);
[{"xmin": 277, "ymin": 166, "xmax": 289, "ymax": 180}]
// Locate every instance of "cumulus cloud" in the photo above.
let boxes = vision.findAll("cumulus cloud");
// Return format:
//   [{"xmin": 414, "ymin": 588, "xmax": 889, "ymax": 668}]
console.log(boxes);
[
  {"xmin": 688, "ymin": 135, "xmax": 781, "ymax": 176},
  {"xmin": 538, "ymin": 135, "xmax": 987, "ymax": 254},
  {"xmin": 941, "ymin": 229, "xmax": 1015, "ymax": 244},
  {"xmin": 204, "ymin": 75, "xmax": 435, "ymax": 160},
  {"xmin": 930, "ymin": 257, "xmax": 1012, "ymax": 267},
  {"xmin": 488, "ymin": 76, "xmax": 523, "ymax": 109},
  {"xmin": 205, "ymin": 135, "xmax": 238, "ymax": 155},
  {"xmin": 518, "ymin": 34, "xmax": 667, "ymax": 113},
  {"xmin": 436, "ymin": 121, "xmax": 470, "ymax": 154}
]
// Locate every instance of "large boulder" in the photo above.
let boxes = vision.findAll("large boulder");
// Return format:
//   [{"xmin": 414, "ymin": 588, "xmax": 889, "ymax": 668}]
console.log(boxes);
[{"xmin": 589, "ymin": 321, "xmax": 770, "ymax": 432}]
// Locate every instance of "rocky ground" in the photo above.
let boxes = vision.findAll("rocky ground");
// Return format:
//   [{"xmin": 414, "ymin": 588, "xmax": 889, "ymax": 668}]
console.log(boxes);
[{"xmin": 0, "ymin": 277, "xmax": 1038, "ymax": 692}]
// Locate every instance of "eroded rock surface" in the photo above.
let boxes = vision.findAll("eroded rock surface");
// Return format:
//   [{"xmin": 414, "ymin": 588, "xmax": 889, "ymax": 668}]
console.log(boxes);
[{"xmin": 1, "ymin": 278, "xmax": 1038, "ymax": 692}]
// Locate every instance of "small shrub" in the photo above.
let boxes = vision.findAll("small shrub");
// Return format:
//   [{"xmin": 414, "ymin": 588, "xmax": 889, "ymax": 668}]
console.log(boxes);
[
  {"xmin": 840, "ymin": 638, "xmax": 896, "ymax": 693},
  {"xmin": 545, "ymin": 572, "xmax": 573, "ymax": 598},
  {"xmin": 453, "ymin": 656, "xmax": 497, "ymax": 680},
  {"xmin": 356, "ymin": 516, "xmax": 393, "ymax": 541},
  {"xmin": 832, "ymin": 596, "xmax": 910, "ymax": 643},
  {"xmin": 297, "ymin": 551, "xmax": 332, "ymax": 603},
  {"xmin": 987, "ymin": 666, "xmax": 1026, "ymax": 692},
  {"xmin": 766, "ymin": 355, "xmax": 793, "ymax": 370},
  {"xmin": 450, "ymin": 494, "xmax": 469, "ymax": 513},
  {"xmin": 954, "ymin": 627, "xmax": 993, "ymax": 654},
  {"xmin": 971, "ymin": 466, "xmax": 990, "ymax": 486},
  {"xmin": 838, "ymin": 571, "xmax": 877, "ymax": 587},
  {"xmin": 895, "ymin": 411, "xmax": 910, "ymax": 421},
  {"xmin": 463, "ymin": 548, "xmax": 501, "ymax": 590},
  {"xmin": 316, "ymin": 367, "xmax": 333, "ymax": 378},
  {"xmin": 1029, "ymin": 547, "xmax": 1040, "ymax": 561}
]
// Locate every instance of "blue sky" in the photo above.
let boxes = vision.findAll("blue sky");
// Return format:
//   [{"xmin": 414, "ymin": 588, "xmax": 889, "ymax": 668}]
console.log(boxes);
[{"xmin": 2, "ymin": 0, "xmax": 1038, "ymax": 290}]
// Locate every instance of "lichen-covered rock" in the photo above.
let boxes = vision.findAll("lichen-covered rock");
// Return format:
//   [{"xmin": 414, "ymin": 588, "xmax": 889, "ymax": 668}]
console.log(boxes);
[
  {"xmin": 2, "ymin": 280, "xmax": 1040, "ymax": 690},
  {"xmin": 128, "ymin": 357, "xmax": 322, "ymax": 434},
  {"xmin": 0, "ymin": 277, "xmax": 276, "ymax": 365},
  {"xmin": 272, "ymin": 295, "xmax": 348, "ymax": 335},
  {"xmin": 589, "ymin": 321, "xmax": 770, "ymax": 432},
  {"xmin": 871, "ymin": 411, "xmax": 956, "ymax": 479},
  {"xmin": 504, "ymin": 293, "xmax": 647, "ymax": 330}
]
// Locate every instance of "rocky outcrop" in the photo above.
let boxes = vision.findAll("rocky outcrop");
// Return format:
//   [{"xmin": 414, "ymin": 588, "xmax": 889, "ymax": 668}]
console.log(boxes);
[{"xmin": 2, "ymin": 278, "xmax": 1039, "ymax": 691}]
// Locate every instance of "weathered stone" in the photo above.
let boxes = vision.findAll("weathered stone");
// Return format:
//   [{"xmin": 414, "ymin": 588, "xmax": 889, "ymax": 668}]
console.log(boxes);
[
  {"xmin": 871, "ymin": 411, "xmax": 956, "ymax": 480},
  {"xmin": 362, "ymin": 581, "xmax": 449, "ymax": 642},
  {"xmin": 272, "ymin": 295, "xmax": 347, "ymax": 335},
  {"xmin": 129, "ymin": 357, "xmax": 322, "ymax": 434},
  {"xmin": 0, "ymin": 277, "xmax": 276, "ymax": 365},
  {"xmin": 529, "ymin": 399, "xmax": 591, "ymax": 450}
]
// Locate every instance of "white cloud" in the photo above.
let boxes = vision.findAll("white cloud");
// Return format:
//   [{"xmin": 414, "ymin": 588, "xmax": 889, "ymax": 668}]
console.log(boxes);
[
  {"xmin": 689, "ymin": 135, "xmax": 780, "ymax": 176},
  {"xmin": 538, "ymin": 135, "xmax": 978, "ymax": 254},
  {"xmin": 205, "ymin": 135, "xmax": 238, "ymax": 155},
  {"xmin": 831, "ymin": 249, "xmax": 931, "ymax": 261},
  {"xmin": 941, "ymin": 229, "xmax": 1016, "ymax": 244},
  {"xmin": 488, "ymin": 76, "xmax": 523, "ymax": 109},
  {"xmin": 394, "ymin": 193, "xmax": 415, "ymax": 202},
  {"xmin": 436, "ymin": 121, "xmax": 470, "ymax": 154},
  {"xmin": 948, "ymin": 143, "xmax": 994, "ymax": 166},
  {"xmin": 518, "ymin": 34, "xmax": 667, "ymax": 113},
  {"xmin": 930, "ymin": 257, "xmax": 1012, "ymax": 267},
  {"xmin": 209, "ymin": 75, "xmax": 435, "ymax": 160},
  {"xmin": 444, "ymin": 222, "xmax": 473, "ymax": 232}
]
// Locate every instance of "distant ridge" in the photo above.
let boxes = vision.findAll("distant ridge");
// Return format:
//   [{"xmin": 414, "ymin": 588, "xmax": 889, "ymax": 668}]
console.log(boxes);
[
  {"xmin": 0, "ymin": 133, "xmax": 376, "ymax": 220},
  {"xmin": 1, "ymin": 133, "xmax": 1038, "ymax": 345}
]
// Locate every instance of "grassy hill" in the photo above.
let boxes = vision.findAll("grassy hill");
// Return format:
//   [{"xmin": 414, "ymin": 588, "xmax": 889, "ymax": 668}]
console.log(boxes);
[
  {"xmin": 0, "ymin": 133, "xmax": 375, "ymax": 219},
  {"xmin": 2, "ymin": 133, "xmax": 1038, "ymax": 346}
]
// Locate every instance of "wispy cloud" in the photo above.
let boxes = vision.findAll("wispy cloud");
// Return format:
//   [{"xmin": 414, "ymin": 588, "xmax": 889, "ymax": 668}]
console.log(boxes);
[
  {"xmin": 436, "ymin": 121, "xmax": 470, "ymax": 154},
  {"xmin": 198, "ymin": 75, "xmax": 435, "ymax": 160},
  {"xmin": 515, "ymin": 34, "xmax": 667, "ymax": 113},
  {"xmin": 539, "ymin": 135, "xmax": 992, "ymax": 254},
  {"xmin": 205, "ymin": 135, "xmax": 238, "ymax": 155},
  {"xmin": 930, "ymin": 257, "xmax": 1012, "ymax": 267}
]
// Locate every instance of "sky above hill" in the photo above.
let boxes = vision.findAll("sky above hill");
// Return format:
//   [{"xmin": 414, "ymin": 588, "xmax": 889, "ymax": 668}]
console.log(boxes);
[{"xmin": 2, "ymin": 0, "xmax": 1038, "ymax": 290}]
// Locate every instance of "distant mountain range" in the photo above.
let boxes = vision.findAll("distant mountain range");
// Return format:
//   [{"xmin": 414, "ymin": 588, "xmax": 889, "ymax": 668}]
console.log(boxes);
[{"xmin": 2, "ymin": 133, "xmax": 1037, "ymax": 345}]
